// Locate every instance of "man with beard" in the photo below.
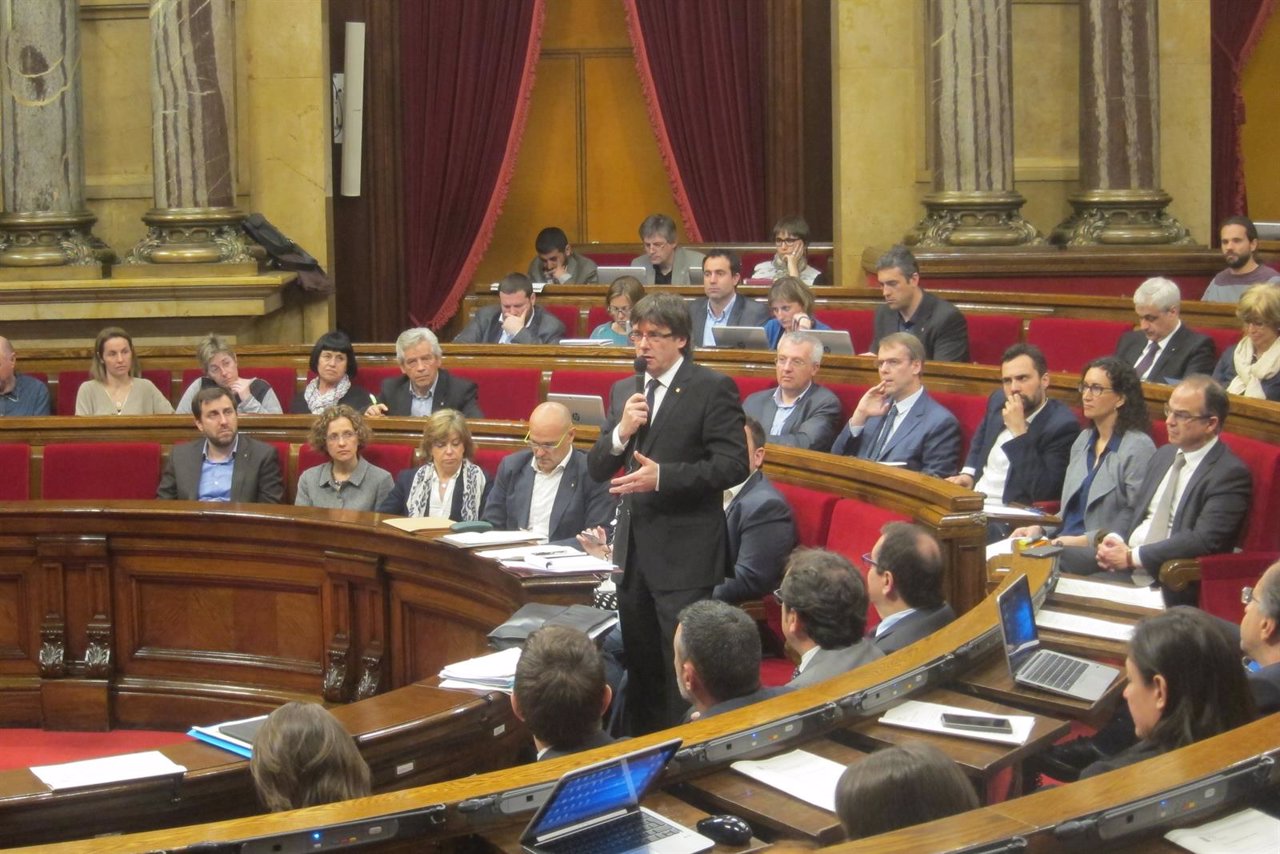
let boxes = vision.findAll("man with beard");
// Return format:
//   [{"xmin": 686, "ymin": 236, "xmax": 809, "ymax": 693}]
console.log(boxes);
[
  {"xmin": 1202, "ymin": 216, "xmax": 1280, "ymax": 303},
  {"xmin": 157, "ymin": 386, "xmax": 284, "ymax": 503},
  {"xmin": 946, "ymin": 344, "xmax": 1077, "ymax": 540}
]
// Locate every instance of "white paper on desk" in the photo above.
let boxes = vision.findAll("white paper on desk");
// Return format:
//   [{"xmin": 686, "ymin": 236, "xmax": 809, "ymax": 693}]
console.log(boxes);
[
  {"xmin": 439, "ymin": 646, "xmax": 521, "ymax": 684},
  {"xmin": 1052, "ymin": 576, "xmax": 1166, "ymax": 610},
  {"xmin": 982, "ymin": 501, "xmax": 1050, "ymax": 520},
  {"xmin": 477, "ymin": 545, "xmax": 580, "ymax": 561},
  {"xmin": 1036, "ymin": 608, "xmax": 1133, "ymax": 642},
  {"xmin": 878, "ymin": 700, "xmax": 1035, "ymax": 746},
  {"xmin": 1164, "ymin": 807, "xmax": 1280, "ymax": 854},
  {"xmin": 730, "ymin": 749, "xmax": 843, "ymax": 812},
  {"xmin": 987, "ymin": 536, "xmax": 1016, "ymax": 561},
  {"xmin": 558, "ymin": 339, "xmax": 611, "ymax": 347},
  {"xmin": 438, "ymin": 530, "xmax": 546, "ymax": 548},
  {"xmin": 439, "ymin": 678, "xmax": 514, "ymax": 695},
  {"xmin": 31, "ymin": 751, "xmax": 187, "ymax": 791}
]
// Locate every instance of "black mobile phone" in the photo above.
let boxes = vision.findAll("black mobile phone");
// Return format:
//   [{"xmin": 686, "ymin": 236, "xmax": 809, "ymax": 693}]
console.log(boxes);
[{"xmin": 940, "ymin": 712, "xmax": 1014, "ymax": 734}]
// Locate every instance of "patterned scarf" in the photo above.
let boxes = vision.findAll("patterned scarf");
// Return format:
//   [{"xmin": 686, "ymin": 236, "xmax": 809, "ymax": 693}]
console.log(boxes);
[
  {"xmin": 1229, "ymin": 335, "xmax": 1280, "ymax": 399},
  {"xmin": 303, "ymin": 375, "xmax": 351, "ymax": 414},
  {"xmin": 404, "ymin": 460, "xmax": 485, "ymax": 521}
]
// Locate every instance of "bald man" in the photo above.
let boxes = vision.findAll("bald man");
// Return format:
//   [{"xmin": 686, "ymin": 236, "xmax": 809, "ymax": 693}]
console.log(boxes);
[
  {"xmin": 0, "ymin": 336, "xmax": 51, "ymax": 417},
  {"xmin": 482, "ymin": 402, "xmax": 616, "ymax": 546}
]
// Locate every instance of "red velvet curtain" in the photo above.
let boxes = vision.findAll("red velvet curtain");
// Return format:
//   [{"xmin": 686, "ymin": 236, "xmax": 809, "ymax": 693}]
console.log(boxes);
[
  {"xmin": 400, "ymin": 0, "xmax": 545, "ymax": 328},
  {"xmin": 623, "ymin": 0, "xmax": 767, "ymax": 242},
  {"xmin": 1210, "ymin": 0, "xmax": 1276, "ymax": 227}
]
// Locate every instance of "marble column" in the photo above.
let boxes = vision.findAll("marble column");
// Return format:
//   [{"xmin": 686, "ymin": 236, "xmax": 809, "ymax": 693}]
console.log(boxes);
[
  {"xmin": 0, "ymin": 0, "xmax": 107, "ymax": 271},
  {"xmin": 127, "ymin": 0, "xmax": 251, "ymax": 266},
  {"xmin": 907, "ymin": 0, "xmax": 1039, "ymax": 247},
  {"xmin": 1051, "ymin": 0, "xmax": 1190, "ymax": 245}
]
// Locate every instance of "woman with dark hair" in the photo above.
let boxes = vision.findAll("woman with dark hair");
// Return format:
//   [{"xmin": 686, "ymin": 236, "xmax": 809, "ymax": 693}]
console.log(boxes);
[
  {"xmin": 378, "ymin": 409, "xmax": 488, "ymax": 520},
  {"xmin": 290, "ymin": 330, "xmax": 372, "ymax": 414},
  {"xmin": 835, "ymin": 742, "xmax": 978, "ymax": 839},
  {"xmin": 589, "ymin": 276, "xmax": 646, "ymax": 345},
  {"xmin": 751, "ymin": 215, "xmax": 823, "ymax": 285},
  {"xmin": 1012, "ymin": 356, "xmax": 1155, "ymax": 574},
  {"xmin": 1081, "ymin": 607, "xmax": 1255, "ymax": 778},
  {"xmin": 249, "ymin": 702, "xmax": 371, "ymax": 812},
  {"xmin": 75, "ymin": 326, "xmax": 174, "ymax": 415},
  {"xmin": 761, "ymin": 277, "xmax": 832, "ymax": 349},
  {"xmin": 295, "ymin": 405, "xmax": 393, "ymax": 511}
]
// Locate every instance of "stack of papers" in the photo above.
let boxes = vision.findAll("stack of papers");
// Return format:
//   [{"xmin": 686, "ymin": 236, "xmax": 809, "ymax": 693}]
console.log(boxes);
[
  {"xmin": 31, "ymin": 751, "xmax": 187, "ymax": 791},
  {"xmin": 731, "ymin": 749, "xmax": 844, "ymax": 812},
  {"xmin": 476, "ymin": 544, "xmax": 615, "ymax": 574},
  {"xmin": 439, "ymin": 646, "xmax": 522, "ymax": 693},
  {"xmin": 878, "ymin": 700, "xmax": 1035, "ymax": 745},
  {"xmin": 439, "ymin": 530, "xmax": 545, "ymax": 549},
  {"xmin": 1036, "ymin": 608, "xmax": 1134, "ymax": 642},
  {"xmin": 188, "ymin": 714, "xmax": 269, "ymax": 758},
  {"xmin": 1165, "ymin": 808, "xmax": 1280, "ymax": 854},
  {"xmin": 1053, "ymin": 576, "xmax": 1165, "ymax": 610}
]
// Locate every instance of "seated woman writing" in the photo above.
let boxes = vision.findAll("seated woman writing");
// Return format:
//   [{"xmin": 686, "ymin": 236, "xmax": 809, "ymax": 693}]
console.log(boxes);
[{"xmin": 378, "ymin": 409, "xmax": 488, "ymax": 520}]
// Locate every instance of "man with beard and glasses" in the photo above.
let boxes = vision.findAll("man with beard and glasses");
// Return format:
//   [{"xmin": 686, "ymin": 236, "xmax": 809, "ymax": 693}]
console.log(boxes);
[
  {"xmin": 157, "ymin": 385, "xmax": 283, "ymax": 503},
  {"xmin": 1202, "ymin": 216, "xmax": 1280, "ymax": 303}
]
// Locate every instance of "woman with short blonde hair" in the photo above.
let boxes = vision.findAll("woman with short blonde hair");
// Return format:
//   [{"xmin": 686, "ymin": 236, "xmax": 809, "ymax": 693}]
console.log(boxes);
[{"xmin": 1212, "ymin": 283, "xmax": 1280, "ymax": 400}]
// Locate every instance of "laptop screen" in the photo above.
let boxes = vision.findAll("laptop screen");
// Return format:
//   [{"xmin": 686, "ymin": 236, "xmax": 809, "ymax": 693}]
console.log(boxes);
[
  {"xmin": 997, "ymin": 574, "xmax": 1042, "ymax": 672},
  {"xmin": 526, "ymin": 740, "xmax": 680, "ymax": 841}
]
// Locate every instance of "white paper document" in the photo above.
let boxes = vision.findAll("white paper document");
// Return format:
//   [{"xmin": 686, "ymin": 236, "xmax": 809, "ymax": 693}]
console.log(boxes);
[
  {"xmin": 987, "ymin": 536, "xmax": 1016, "ymax": 561},
  {"xmin": 438, "ymin": 530, "xmax": 546, "ymax": 549},
  {"xmin": 31, "ymin": 750, "xmax": 187, "ymax": 791},
  {"xmin": 1164, "ymin": 807, "xmax": 1280, "ymax": 854},
  {"xmin": 476, "ymin": 545, "xmax": 581, "ymax": 561},
  {"xmin": 557, "ymin": 339, "xmax": 611, "ymax": 347},
  {"xmin": 982, "ymin": 501, "xmax": 1049, "ymax": 520},
  {"xmin": 730, "ymin": 749, "xmax": 844, "ymax": 812},
  {"xmin": 1053, "ymin": 576, "xmax": 1166, "ymax": 610},
  {"xmin": 439, "ymin": 646, "xmax": 522, "ymax": 692},
  {"xmin": 1035, "ymin": 608, "xmax": 1134, "ymax": 642},
  {"xmin": 878, "ymin": 699, "xmax": 1035, "ymax": 746}
]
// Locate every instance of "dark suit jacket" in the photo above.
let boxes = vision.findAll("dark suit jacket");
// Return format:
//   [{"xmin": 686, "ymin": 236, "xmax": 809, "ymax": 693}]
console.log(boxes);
[
  {"xmin": 453, "ymin": 305, "xmax": 566, "ymax": 345},
  {"xmin": 378, "ymin": 370, "xmax": 482, "ymax": 418},
  {"xmin": 289, "ymin": 383, "xmax": 372, "ymax": 415},
  {"xmin": 713, "ymin": 471, "xmax": 796, "ymax": 603},
  {"xmin": 481, "ymin": 449, "xmax": 615, "ymax": 546},
  {"xmin": 1080, "ymin": 740, "xmax": 1163, "ymax": 779},
  {"xmin": 1251, "ymin": 662, "xmax": 1280, "ymax": 714},
  {"xmin": 831, "ymin": 389, "xmax": 962, "ymax": 476},
  {"xmin": 688, "ymin": 293, "xmax": 770, "ymax": 348},
  {"xmin": 691, "ymin": 685, "xmax": 792, "ymax": 721},
  {"xmin": 539, "ymin": 729, "xmax": 615, "ymax": 761},
  {"xmin": 964, "ymin": 394, "xmax": 1079, "ymax": 505},
  {"xmin": 742, "ymin": 383, "xmax": 843, "ymax": 452},
  {"xmin": 156, "ymin": 434, "xmax": 284, "ymax": 504},
  {"xmin": 871, "ymin": 291, "xmax": 970, "ymax": 362},
  {"xmin": 587, "ymin": 359, "xmax": 748, "ymax": 592},
  {"xmin": 872, "ymin": 603, "xmax": 956, "ymax": 654},
  {"xmin": 1111, "ymin": 440, "xmax": 1252, "ymax": 572},
  {"xmin": 1115, "ymin": 325, "xmax": 1217, "ymax": 384}
]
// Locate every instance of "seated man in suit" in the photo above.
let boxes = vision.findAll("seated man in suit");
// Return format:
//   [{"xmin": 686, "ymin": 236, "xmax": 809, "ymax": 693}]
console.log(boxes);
[
  {"xmin": 832, "ymin": 332, "xmax": 961, "ymax": 476},
  {"xmin": 157, "ymin": 386, "xmax": 284, "ymax": 503},
  {"xmin": 1093, "ymin": 375, "xmax": 1251, "ymax": 593},
  {"xmin": 631, "ymin": 213, "xmax": 704, "ymax": 285},
  {"xmin": 511, "ymin": 625, "xmax": 614, "ymax": 760},
  {"xmin": 0, "ymin": 335, "xmax": 51, "ymax": 416},
  {"xmin": 946, "ymin": 343, "xmax": 1078, "ymax": 522},
  {"xmin": 870, "ymin": 245, "xmax": 969, "ymax": 363},
  {"xmin": 743, "ymin": 331, "xmax": 843, "ymax": 451},
  {"xmin": 866, "ymin": 522, "xmax": 955, "ymax": 654},
  {"xmin": 1242, "ymin": 561, "xmax": 1280, "ymax": 713},
  {"xmin": 1115, "ymin": 277, "xmax": 1216, "ymax": 384},
  {"xmin": 365, "ymin": 327, "xmax": 482, "ymax": 419},
  {"xmin": 779, "ymin": 548, "xmax": 884, "ymax": 687},
  {"xmin": 453, "ymin": 273, "xmax": 566, "ymax": 345},
  {"xmin": 526, "ymin": 226, "xmax": 599, "ymax": 285},
  {"xmin": 689, "ymin": 249, "xmax": 770, "ymax": 348},
  {"xmin": 483, "ymin": 401, "xmax": 615, "ymax": 547},
  {"xmin": 675, "ymin": 599, "xmax": 790, "ymax": 720}
]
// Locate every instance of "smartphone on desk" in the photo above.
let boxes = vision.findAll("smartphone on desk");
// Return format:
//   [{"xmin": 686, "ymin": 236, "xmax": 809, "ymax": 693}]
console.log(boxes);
[{"xmin": 940, "ymin": 712, "xmax": 1014, "ymax": 734}]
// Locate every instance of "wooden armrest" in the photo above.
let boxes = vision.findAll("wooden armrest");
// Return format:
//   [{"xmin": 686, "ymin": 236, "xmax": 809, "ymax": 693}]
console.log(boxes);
[{"xmin": 1159, "ymin": 558, "xmax": 1202, "ymax": 592}]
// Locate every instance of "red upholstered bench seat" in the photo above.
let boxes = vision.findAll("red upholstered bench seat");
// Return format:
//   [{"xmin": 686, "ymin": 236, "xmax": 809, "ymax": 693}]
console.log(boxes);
[
  {"xmin": 967, "ymin": 314, "xmax": 1025, "ymax": 366},
  {"xmin": 824, "ymin": 499, "xmax": 912, "ymax": 635},
  {"xmin": 41, "ymin": 442, "xmax": 162, "ymax": 500},
  {"xmin": 448, "ymin": 367, "xmax": 541, "ymax": 422},
  {"xmin": 817, "ymin": 310, "xmax": 875, "ymax": 355},
  {"xmin": 1026, "ymin": 317, "xmax": 1134, "ymax": 375},
  {"xmin": 0, "ymin": 444, "xmax": 30, "ymax": 500},
  {"xmin": 542, "ymin": 304, "xmax": 583, "ymax": 338}
]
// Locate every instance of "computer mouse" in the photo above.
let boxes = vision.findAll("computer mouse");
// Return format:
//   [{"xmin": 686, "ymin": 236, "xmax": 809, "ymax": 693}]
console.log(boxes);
[{"xmin": 696, "ymin": 814, "xmax": 753, "ymax": 846}]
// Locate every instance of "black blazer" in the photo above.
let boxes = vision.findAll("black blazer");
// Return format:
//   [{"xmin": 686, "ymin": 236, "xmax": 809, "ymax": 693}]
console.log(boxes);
[
  {"xmin": 452, "ymin": 305, "xmax": 566, "ymax": 345},
  {"xmin": 713, "ymin": 471, "xmax": 796, "ymax": 604},
  {"xmin": 871, "ymin": 291, "xmax": 970, "ymax": 363},
  {"xmin": 378, "ymin": 370, "xmax": 483, "ymax": 418},
  {"xmin": 481, "ymin": 449, "xmax": 615, "ymax": 546},
  {"xmin": 290, "ymin": 383, "xmax": 373, "ymax": 415},
  {"xmin": 964, "ymin": 393, "xmax": 1079, "ymax": 505},
  {"xmin": 1115, "ymin": 325, "xmax": 1217, "ymax": 384},
  {"xmin": 1251, "ymin": 662, "xmax": 1280, "ymax": 714},
  {"xmin": 871, "ymin": 603, "xmax": 956, "ymax": 654},
  {"xmin": 688, "ymin": 294, "xmax": 770, "ymax": 347}
]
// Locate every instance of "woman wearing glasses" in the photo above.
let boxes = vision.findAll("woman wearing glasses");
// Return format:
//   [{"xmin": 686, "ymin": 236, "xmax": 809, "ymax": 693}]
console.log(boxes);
[
  {"xmin": 295, "ymin": 405, "xmax": 392, "ymax": 511},
  {"xmin": 1012, "ymin": 357, "xmax": 1155, "ymax": 574},
  {"xmin": 176, "ymin": 333, "xmax": 283, "ymax": 415},
  {"xmin": 1212, "ymin": 283, "xmax": 1280, "ymax": 401},
  {"xmin": 751, "ymin": 215, "xmax": 823, "ymax": 285},
  {"xmin": 589, "ymin": 276, "xmax": 646, "ymax": 345},
  {"xmin": 378, "ymin": 408, "xmax": 488, "ymax": 520},
  {"xmin": 762, "ymin": 277, "xmax": 832, "ymax": 349}
]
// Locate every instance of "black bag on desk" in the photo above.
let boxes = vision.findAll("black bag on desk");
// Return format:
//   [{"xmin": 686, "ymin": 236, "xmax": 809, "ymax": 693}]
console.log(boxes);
[
  {"xmin": 488, "ymin": 603, "xmax": 617, "ymax": 651},
  {"xmin": 242, "ymin": 212, "xmax": 335, "ymax": 295}
]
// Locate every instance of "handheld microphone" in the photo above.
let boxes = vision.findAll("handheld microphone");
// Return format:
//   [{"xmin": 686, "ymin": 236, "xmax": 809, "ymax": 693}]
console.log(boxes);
[{"xmin": 633, "ymin": 356, "xmax": 647, "ymax": 395}]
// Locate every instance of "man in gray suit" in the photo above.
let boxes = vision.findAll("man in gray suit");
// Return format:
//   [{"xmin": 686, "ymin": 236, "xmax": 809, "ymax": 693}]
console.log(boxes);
[
  {"xmin": 866, "ymin": 522, "xmax": 955, "ymax": 654},
  {"xmin": 689, "ymin": 249, "xmax": 770, "ymax": 348},
  {"xmin": 157, "ymin": 386, "xmax": 283, "ymax": 503},
  {"xmin": 482, "ymin": 401, "xmax": 615, "ymax": 547},
  {"xmin": 780, "ymin": 548, "xmax": 884, "ymax": 687},
  {"xmin": 453, "ymin": 273, "xmax": 566, "ymax": 345},
  {"xmin": 631, "ymin": 213, "xmax": 705, "ymax": 285},
  {"xmin": 832, "ymin": 332, "xmax": 962, "ymax": 476},
  {"xmin": 743, "ymin": 332, "xmax": 843, "ymax": 452}
]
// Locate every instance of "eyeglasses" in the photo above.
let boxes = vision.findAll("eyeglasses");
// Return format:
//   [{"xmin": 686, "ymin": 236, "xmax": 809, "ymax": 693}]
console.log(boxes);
[
  {"xmin": 862, "ymin": 553, "xmax": 878, "ymax": 572},
  {"xmin": 1163, "ymin": 405, "xmax": 1212, "ymax": 423},
  {"xmin": 608, "ymin": 304, "xmax": 632, "ymax": 316},
  {"xmin": 1242, "ymin": 586, "xmax": 1254, "ymax": 605},
  {"xmin": 524, "ymin": 428, "xmax": 570, "ymax": 452},
  {"xmin": 775, "ymin": 356, "xmax": 810, "ymax": 368},
  {"xmin": 326, "ymin": 430, "xmax": 358, "ymax": 443},
  {"xmin": 774, "ymin": 236, "xmax": 802, "ymax": 246},
  {"xmin": 771, "ymin": 587, "xmax": 787, "ymax": 607},
  {"xmin": 1077, "ymin": 383, "xmax": 1115, "ymax": 397},
  {"xmin": 629, "ymin": 330, "xmax": 677, "ymax": 343}
]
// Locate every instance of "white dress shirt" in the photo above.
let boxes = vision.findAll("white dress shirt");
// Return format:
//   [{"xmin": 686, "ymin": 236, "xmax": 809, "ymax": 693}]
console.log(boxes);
[
  {"xmin": 968, "ymin": 399, "xmax": 1049, "ymax": 499},
  {"xmin": 1125, "ymin": 437, "xmax": 1219, "ymax": 563},
  {"xmin": 527, "ymin": 455, "xmax": 568, "ymax": 538}
]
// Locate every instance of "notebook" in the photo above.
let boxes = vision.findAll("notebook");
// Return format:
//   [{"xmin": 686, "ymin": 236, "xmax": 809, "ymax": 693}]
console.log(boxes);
[
  {"xmin": 996, "ymin": 574, "xmax": 1119, "ymax": 702},
  {"xmin": 711, "ymin": 325, "xmax": 769, "ymax": 350},
  {"xmin": 548, "ymin": 392, "xmax": 607, "ymax": 427},
  {"xmin": 520, "ymin": 739, "xmax": 714, "ymax": 854}
]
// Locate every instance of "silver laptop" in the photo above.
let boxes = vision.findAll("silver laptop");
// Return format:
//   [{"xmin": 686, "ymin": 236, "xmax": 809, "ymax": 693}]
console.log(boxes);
[
  {"xmin": 548, "ymin": 393, "xmax": 606, "ymax": 427},
  {"xmin": 597, "ymin": 265, "xmax": 647, "ymax": 284},
  {"xmin": 711, "ymin": 325, "xmax": 769, "ymax": 350},
  {"xmin": 996, "ymin": 574, "xmax": 1119, "ymax": 702},
  {"xmin": 520, "ymin": 739, "xmax": 714, "ymax": 854},
  {"xmin": 806, "ymin": 329, "xmax": 855, "ymax": 355}
]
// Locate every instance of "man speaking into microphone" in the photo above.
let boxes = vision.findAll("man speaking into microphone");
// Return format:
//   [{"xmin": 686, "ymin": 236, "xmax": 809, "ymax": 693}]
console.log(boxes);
[{"xmin": 588, "ymin": 292, "xmax": 748, "ymax": 734}]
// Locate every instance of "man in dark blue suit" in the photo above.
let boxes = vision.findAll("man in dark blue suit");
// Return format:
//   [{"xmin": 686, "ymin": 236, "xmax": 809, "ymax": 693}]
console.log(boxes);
[
  {"xmin": 832, "ymin": 332, "xmax": 961, "ymax": 476},
  {"xmin": 482, "ymin": 401, "xmax": 615, "ymax": 547},
  {"xmin": 1114, "ymin": 277, "xmax": 1216, "ymax": 384},
  {"xmin": 866, "ymin": 522, "xmax": 956, "ymax": 654}
]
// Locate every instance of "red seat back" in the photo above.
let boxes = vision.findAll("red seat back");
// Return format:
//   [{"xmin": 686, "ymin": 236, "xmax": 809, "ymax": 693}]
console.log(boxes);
[
  {"xmin": 42, "ymin": 442, "xmax": 162, "ymax": 500},
  {"xmin": 824, "ymin": 499, "xmax": 911, "ymax": 634},
  {"xmin": 826, "ymin": 382, "xmax": 871, "ymax": 423},
  {"xmin": 590, "ymin": 252, "xmax": 634, "ymax": 267},
  {"xmin": 364, "ymin": 443, "xmax": 416, "ymax": 476},
  {"xmin": 298, "ymin": 445, "xmax": 327, "ymax": 474},
  {"xmin": 733, "ymin": 375, "xmax": 775, "ymax": 404},
  {"xmin": 359, "ymin": 366, "xmax": 402, "ymax": 398},
  {"xmin": 966, "ymin": 314, "xmax": 1024, "ymax": 365},
  {"xmin": 1219, "ymin": 433, "xmax": 1280, "ymax": 552},
  {"xmin": 586, "ymin": 306, "xmax": 612, "ymax": 334},
  {"xmin": 819, "ymin": 310, "xmax": 876, "ymax": 354},
  {"xmin": 448, "ymin": 367, "xmax": 541, "ymax": 421},
  {"xmin": 543, "ymin": 304, "xmax": 582, "ymax": 338},
  {"xmin": 1203, "ymin": 327, "xmax": 1239, "ymax": 360},
  {"xmin": 57, "ymin": 371, "xmax": 89, "ymax": 415},
  {"xmin": 474, "ymin": 447, "xmax": 507, "ymax": 480},
  {"xmin": 773, "ymin": 482, "xmax": 839, "ymax": 548},
  {"xmin": 1026, "ymin": 318, "xmax": 1132, "ymax": 375},
  {"xmin": 931, "ymin": 390, "xmax": 993, "ymax": 460},
  {"xmin": 0, "ymin": 444, "xmax": 30, "ymax": 499}
]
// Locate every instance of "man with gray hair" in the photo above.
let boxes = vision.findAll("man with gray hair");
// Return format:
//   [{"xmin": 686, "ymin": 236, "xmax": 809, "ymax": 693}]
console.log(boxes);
[
  {"xmin": 630, "ymin": 213, "xmax": 705, "ymax": 285},
  {"xmin": 742, "ymin": 331, "xmax": 842, "ymax": 451},
  {"xmin": 870, "ymin": 245, "xmax": 969, "ymax": 363},
  {"xmin": 366, "ymin": 327, "xmax": 482, "ymax": 418},
  {"xmin": 674, "ymin": 599, "xmax": 790, "ymax": 720},
  {"xmin": 0, "ymin": 335, "xmax": 51, "ymax": 416},
  {"xmin": 1115, "ymin": 277, "xmax": 1216, "ymax": 383}
]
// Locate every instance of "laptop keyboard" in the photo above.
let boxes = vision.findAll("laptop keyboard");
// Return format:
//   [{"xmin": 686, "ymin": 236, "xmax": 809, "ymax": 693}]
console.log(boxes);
[
  {"xmin": 541, "ymin": 811, "xmax": 679, "ymax": 854},
  {"xmin": 1023, "ymin": 652, "xmax": 1088, "ymax": 691}
]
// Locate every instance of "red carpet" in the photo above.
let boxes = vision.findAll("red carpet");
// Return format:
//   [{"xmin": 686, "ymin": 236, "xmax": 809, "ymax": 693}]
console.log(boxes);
[{"xmin": 0, "ymin": 729, "xmax": 193, "ymax": 771}]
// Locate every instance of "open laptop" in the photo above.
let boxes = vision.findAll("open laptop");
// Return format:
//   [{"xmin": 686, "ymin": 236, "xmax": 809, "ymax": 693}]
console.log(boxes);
[
  {"xmin": 597, "ymin": 265, "xmax": 647, "ymax": 284},
  {"xmin": 687, "ymin": 266, "xmax": 704, "ymax": 285},
  {"xmin": 996, "ymin": 574, "xmax": 1119, "ymax": 702},
  {"xmin": 806, "ymin": 329, "xmax": 855, "ymax": 355},
  {"xmin": 547, "ymin": 393, "xmax": 607, "ymax": 427},
  {"xmin": 711, "ymin": 325, "xmax": 769, "ymax": 350},
  {"xmin": 520, "ymin": 739, "xmax": 714, "ymax": 854}
]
